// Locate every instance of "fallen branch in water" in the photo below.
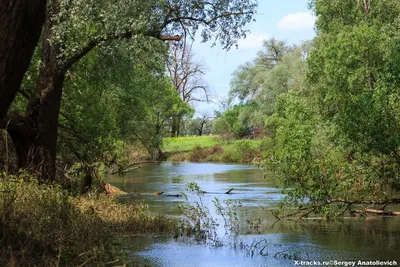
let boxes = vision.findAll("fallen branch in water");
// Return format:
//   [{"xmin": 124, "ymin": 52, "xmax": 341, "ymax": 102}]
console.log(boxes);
[
  {"xmin": 149, "ymin": 188, "xmax": 236, "ymax": 197},
  {"xmin": 328, "ymin": 198, "xmax": 400, "ymax": 205},
  {"xmin": 225, "ymin": 188, "xmax": 233, "ymax": 194},
  {"xmin": 271, "ymin": 197, "xmax": 400, "ymax": 220},
  {"xmin": 355, "ymin": 208, "xmax": 400, "ymax": 216}
]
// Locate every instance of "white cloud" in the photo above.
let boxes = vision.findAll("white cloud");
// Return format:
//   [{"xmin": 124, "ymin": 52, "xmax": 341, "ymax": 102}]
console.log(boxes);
[
  {"xmin": 236, "ymin": 33, "xmax": 269, "ymax": 50},
  {"xmin": 276, "ymin": 12, "xmax": 315, "ymax": 31}
]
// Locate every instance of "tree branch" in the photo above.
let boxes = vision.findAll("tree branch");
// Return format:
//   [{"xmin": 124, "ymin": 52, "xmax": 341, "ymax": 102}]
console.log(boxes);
[
  {"xmin": 166, "ymin": 11, "xmax": 253, "ymax": 26},
  {"xmin": 61, "ymin": 32, "xmax": 182, "ymax": 73},
  {"xmin": 328, "ymin": 198, "xmax": 400, "ymax": 205}
]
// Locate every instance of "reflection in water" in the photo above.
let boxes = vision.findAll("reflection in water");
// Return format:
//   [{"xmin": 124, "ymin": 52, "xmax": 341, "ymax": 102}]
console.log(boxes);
[{"xmin": 106, "ymin": 162, "xmax": 400, "ymax": 266}]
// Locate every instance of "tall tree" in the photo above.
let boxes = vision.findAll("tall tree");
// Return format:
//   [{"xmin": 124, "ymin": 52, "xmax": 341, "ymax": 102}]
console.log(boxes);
[
  {"xmin": 223, "ymin": 39, "xmax": 307, "ymax": 138},
  {"xmin": 261, "ymin": 0, "xmax": 400, "ymax": 218},
  {"xmin": 0, "ymin": 0, "xmax": 46, "ymax": 123},
  {"xmin": 229, "ymin": 38, "xmax": 298, "ymax": 102},
  {"xmin": 1, "ymin": 0, "xmax": 257, "ymax": 180},
  {"xmin": 167, "ymin": 42, "xmax": 209, "ymax": 136}
]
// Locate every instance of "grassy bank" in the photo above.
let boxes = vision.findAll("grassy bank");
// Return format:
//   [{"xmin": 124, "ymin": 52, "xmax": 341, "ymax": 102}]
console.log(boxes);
[
  {"xmin": 163, "ymin": 136, "xmax": 269, "ymax": 164},
  {"xmin": 0, "ymin": 173, "xmax": 176, "ymax": 266}
]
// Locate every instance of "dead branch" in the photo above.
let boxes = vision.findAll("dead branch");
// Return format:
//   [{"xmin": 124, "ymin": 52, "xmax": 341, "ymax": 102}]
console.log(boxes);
[
  {"xmin": 225, "ymin": 188, "xmax": 233, "ymax": 194},
  {"xmin": 328, "ymin": 198, "xmax": 400, "ymax": 205},
  {"xmin": 355, "ymin": 208, "xmax": 400, "ymax": 216}
]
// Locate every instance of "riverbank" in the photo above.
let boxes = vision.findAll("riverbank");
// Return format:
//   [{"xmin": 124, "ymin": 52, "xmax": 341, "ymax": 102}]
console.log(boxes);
[
  {"xmin": 162, "ymin": 136, "xmax": 269, "ymax": 164},
  {"xmin": 0, "ymin": 174, "xmax": 177, "ymax": 266}
]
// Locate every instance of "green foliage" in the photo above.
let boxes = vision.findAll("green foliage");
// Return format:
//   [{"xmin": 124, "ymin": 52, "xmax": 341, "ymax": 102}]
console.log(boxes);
[
  {"xmin": 229, "ymin": 38, "xmax": 299, "ymax": 102},
  {"xmin": 213, "ymin": 198, "xmax": 242, "ymax": 235},
  {"xmin": 180, "ymin": 116, "xmax": 213, "ymax": 136},
  {"xmin": 58, "ymin": 40, "xmax": 193, "ymax": 169},
  {"xmin": 220, "ymin": 140, "xmax": 259, "ymax": 163},
  {"xmin": 216, "ymin": 39, "xmax": 309, "ymax": 140},
  {"xmin": 178, "ymin": 182, "xmax": 222, "ymax": 245},
  {"xmin": 49, "ymin": 0, "xmax": 258, "ymax": 170},
  {"xmin": 51, "ymin": 0, "xmax": 258, "ymax": 60},
  {"xmin": 306, "ymin": 0, "xmax": 400, "ymax": 190},
  {"xmin": 4, "ymin": 0, "xmax": 257, "ymax": 179},
  {"xmin": 213, "ymin": 104, "xmax": 252, "ymax": 138},
  {"xmin": 259, "ymin": 0, "xmax": 400, "ymax": 218}
]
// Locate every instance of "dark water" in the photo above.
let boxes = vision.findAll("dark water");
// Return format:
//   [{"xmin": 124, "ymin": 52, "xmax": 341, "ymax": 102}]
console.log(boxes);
[{"xmin": 106, "ymin": 162, "xmax": 400, "ymax": 266}]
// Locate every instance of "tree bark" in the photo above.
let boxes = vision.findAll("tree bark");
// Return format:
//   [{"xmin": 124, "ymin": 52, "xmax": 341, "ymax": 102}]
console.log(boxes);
[
  {"xmin": 0, "ymin": 0, "xmax": 46, "ymax": 123},
  {"xmin": 8, "ymin": 2, "xmax": 65, "ymax": 181},
  {"xmin": 171, "ymin": 116, "xmax": 181, "ymax": 137}
]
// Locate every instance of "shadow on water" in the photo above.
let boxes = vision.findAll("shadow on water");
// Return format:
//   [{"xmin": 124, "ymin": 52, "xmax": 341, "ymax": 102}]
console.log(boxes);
[{"xmin": 106, "ymin": 162, "xmax": 400, "ymax": 266}]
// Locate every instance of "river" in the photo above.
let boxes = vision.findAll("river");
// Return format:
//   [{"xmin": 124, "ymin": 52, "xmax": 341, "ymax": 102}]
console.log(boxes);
[{"xmin": 106, "ymin": 162, "xmax": 400, "ymax": 266}]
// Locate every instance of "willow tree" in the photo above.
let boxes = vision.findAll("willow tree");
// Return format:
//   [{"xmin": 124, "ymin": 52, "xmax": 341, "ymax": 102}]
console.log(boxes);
[
  {"xmin": 262, "ymin": 0, "xmax": 400, "ymax": 218},
  {"xmin": 0, "ymin": 0, "xmax": 257, "ymax": 180}
]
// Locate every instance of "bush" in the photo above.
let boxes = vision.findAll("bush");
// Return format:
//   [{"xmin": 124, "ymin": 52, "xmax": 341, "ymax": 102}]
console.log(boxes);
[
  {"xmin": 221, "ymin": 140, "xmax": 258, "ymax": 163},
  {"xmin": 189, "ymin": 145, "xmax": 206, "ymax": 162}
]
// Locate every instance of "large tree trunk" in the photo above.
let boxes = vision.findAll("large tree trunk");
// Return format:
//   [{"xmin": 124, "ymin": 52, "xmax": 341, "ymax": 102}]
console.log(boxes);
[
  {"xmin": 0, "ymin": 0, "xmax": 46, "ymax": 123},
  {"xmin": 8, "ymin": 3, "xmax": 65, "ymax": 181}
]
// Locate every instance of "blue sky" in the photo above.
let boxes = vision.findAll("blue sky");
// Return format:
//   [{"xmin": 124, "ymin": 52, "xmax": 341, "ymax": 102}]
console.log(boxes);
[{"xmin": 191, "ymin": 0, "xmax": 316, "ymax": 115}]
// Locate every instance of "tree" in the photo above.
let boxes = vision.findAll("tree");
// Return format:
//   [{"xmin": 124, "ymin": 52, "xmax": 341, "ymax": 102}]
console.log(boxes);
[
  {"xmin": 262, "ymin": 0, "xmax": 400, "ymax": 218},
  {"xmin": 224, "ymin": 39, "xmax": 307, "ymax": 138},
  {"xmin": 185, "ymin": 113, "xmax": 212, "ymax": 136},
  {"xmin": 1, "ymin": 0, "xmax": 258, "ymax": 180},
  {"xmin": 307, "ymin": 0, "xmax": 400, "ymax": 168},
  {"xmin": 58, "ymin": 43, "xmax": 171, "ymax": 169},
  {"xmin": 0, "ymin": 0, "xmax": 46, "ymax": 123},
  {"xmin": 196, "ymin": 113, "xmax": 213, "ymax": 136},
  {"xmin": 229, "ymin": 38, "xmax": 297, "ymax": 102},
  {"xmin": 129, "ymin": 77, "xmax": 192, "ymax": 159},
  {"xmin": 167, "ymin": 42, "xmax": 209, "ymax": 136},
  {"xmin": 213, "ymin": 104, "xmax": 252, "ymax": 138}
]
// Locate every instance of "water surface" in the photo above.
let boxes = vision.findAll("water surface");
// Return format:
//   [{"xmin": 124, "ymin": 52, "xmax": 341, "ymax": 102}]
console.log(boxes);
[{"xmin": 106, "ymin": 162, "xmax": 400, "ymax": 266}]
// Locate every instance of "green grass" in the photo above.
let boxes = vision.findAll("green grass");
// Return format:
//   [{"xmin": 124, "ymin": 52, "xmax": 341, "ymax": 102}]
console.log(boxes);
[
  {"xmin": 163, "ymin": 136, "xmax": 270, "ymax": 164},
  {"xmin": 163, "ymin": 135, "xmax": 220, "ymax": 153}
]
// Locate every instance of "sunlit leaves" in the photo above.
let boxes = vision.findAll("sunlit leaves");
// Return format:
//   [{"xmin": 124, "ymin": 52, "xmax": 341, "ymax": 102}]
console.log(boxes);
[{"xmin": 50, "ymin": 0, "xmax": 257, "ymax": 62}]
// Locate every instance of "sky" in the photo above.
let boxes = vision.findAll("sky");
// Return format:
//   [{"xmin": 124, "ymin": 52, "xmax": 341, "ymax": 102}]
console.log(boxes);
[{"xmin": 191, "ymin": 0, "xmax": 316, "ymax": 115}]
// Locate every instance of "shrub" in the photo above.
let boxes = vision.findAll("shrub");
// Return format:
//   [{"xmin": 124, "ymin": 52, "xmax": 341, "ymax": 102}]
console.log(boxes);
[
  {"xmin": 189, "ymin": 145, "xmax": 205, "ymax": 162},
  {"xmin": 221, "ymin": 140, "xmax": 258, "ymax": 163}
]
